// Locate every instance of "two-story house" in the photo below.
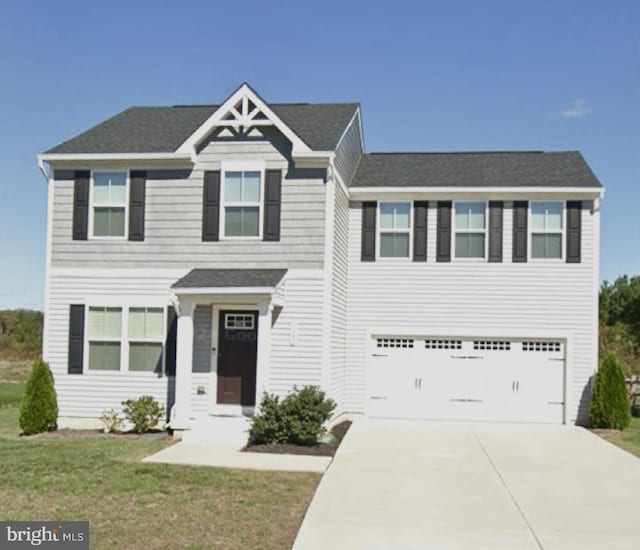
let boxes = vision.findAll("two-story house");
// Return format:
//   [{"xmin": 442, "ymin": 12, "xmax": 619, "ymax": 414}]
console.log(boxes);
[{"xmin": 38, "ymin": 83, "xmax": 603, "ymax": 440}]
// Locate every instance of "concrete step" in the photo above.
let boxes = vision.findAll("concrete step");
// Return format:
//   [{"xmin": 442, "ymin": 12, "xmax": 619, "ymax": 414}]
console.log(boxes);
[{"xmin": 182, "ymin": 415, "xmax": 252, "ymax": 447}]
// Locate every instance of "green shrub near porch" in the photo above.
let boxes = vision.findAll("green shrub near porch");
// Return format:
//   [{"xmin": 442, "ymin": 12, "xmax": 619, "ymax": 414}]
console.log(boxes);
[
  {"xmin": 589, "ymin": 352, "xmax": 631, "ymax": 430},
  {"xmin": 249, "ymin": 386, "xmax": 336, "ymax": 446},
  {"xmin": 19, "ymin": 359, "xmax": 58, "ymax": 435}
]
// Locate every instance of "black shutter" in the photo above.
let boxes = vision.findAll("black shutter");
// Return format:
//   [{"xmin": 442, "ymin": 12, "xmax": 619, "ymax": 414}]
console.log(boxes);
[
  {"xmin": 128, "ymin": 170, "xmax": 146, "ymax": 241},
  {"xmin": 72, "ymin": 171, "xmax": 90, "ymax": 240},
  {"xmin": 413, "ymin": 201, "xmax": 428, "ymax": 262},
  {"xmin": 68, "ymin": 304, "xmax": 85, "ymax": 374},
  {"xmin": 512, "ymin": 201, "xmax": 528, "ymax": 262},
  {"xmin": 263, "ymin": 170, "xmax": 282, "ymax": 241},
  {"xmin": 202, "ymin": 171, "xmax": 220, "ymax": 241},
  {"xmin": 165, "ymin": 306, "xmax": 177, "ymax": 376},
  {"xmin": 566, "ymin": 201, "xmax": 582, "ymax": 263},
  {"xmin": 436, "ymin": 201, "xmax": 452, "ymax": 262},
  {"xmin": 361, "ymin": 201, "xmax": 377, "ymax": 261},
  {"xmin": 488, "ymin": 201, "xmax": 504, "ymax": 263}
]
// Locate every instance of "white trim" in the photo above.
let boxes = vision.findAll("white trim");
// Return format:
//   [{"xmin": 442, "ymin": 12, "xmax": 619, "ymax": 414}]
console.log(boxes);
[
  {"xmin": 528, "ymin": 200, "xmax": 566, "ymax": 261},
  {"xmin": 89, "ymin": 170, "xmax": 129, "ymax": 240},
  {"xmin": 376, "ymin": 200, "xmax": 413, "ymax": 260},
  {"xmin": 452, "ymin": 200, "xmax": 488, "ymax": 261},
  {"xmin": 219, "ymin": 163, "xmax": 265, "ymax": 240},
  {"xmin": 320, "ymin": 172, "xmax": 336, "ymax": 395},
  {"xmin": 42, "ymin": 174, "xmax": 55, "ymax": 362},
  {"xmin": 175, "ymin": 83, "xmax": 312, "ymax": 159},
  {"xmin": 349, "ymin": 186, "xmax": 604, "ymax": 200}
]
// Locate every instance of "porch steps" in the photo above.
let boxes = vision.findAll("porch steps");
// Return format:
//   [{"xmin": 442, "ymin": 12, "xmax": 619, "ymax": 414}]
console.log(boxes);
[{"xmin": 182, "ymin": 415, "xmax": 252, "ymax": 447}]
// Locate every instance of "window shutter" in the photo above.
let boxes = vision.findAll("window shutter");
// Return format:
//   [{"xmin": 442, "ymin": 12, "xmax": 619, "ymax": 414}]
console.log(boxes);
[
  {"xmin": 413, "ymin": 201, "xmax": 428, "ymax": 262},
  {"xmin": 263, "ymin": 170, "xmax": 282, "ymax": 241},
  {"xmin": 202, "ymin": 171, "xmax": 220, "ymax": 241},
  {"xmin": 361, "ymin": 201, "xmax": 377, "ymax": 261},
  {"xmin": 165, "ymin": 306, "xmax": 177, "ymax": 376},
  {"xmin": 488, "ymin": 201, "xmax": 503, "ymax": 263},
  {"xmin": 566, "ymin": 201, "xmax": 582, "ymax": 263},
  {"xmin": 128, "ymin": 170, "xmax": 146, "ymax": 241},
  {"xmin": 72, "ymin": 171, "xmax": 90, "ymax": 241},
  {"xmin": 68, "ymin": 304, "xmax": 85, "ymax": 374},
  {"xmin": 436, "ymin": 201, "xmax": 452, "ymax": 262},
  {"xmin": 512, "ymin": 201, "xmax": 528, "ymax": 262}
]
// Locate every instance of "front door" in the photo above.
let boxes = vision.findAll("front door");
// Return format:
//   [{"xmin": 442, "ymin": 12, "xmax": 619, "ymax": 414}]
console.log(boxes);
[{"xmin": 217, "ymin": 310, "xmax": 258, "ymax": 406}]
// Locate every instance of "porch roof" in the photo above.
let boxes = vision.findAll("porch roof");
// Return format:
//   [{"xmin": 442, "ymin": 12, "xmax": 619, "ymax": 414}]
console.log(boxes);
[{"xmin": 171, "ymin": 268, "xmax": 287, "ymax": 293}]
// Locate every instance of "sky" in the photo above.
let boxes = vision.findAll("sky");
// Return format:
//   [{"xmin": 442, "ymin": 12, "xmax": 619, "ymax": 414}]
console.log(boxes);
[{"xmin": 0, "ymin": 0, "xmax": 638, "ymax": 310}]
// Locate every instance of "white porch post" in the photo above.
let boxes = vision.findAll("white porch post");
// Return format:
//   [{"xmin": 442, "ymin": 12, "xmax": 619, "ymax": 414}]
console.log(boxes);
[
  {"xmin": 172, "ymin": 298, "xmax": 194, "ymax": 431},
  {"xmin": 254, "ymin": 301, "xmax": 273, "ymax": 409}
]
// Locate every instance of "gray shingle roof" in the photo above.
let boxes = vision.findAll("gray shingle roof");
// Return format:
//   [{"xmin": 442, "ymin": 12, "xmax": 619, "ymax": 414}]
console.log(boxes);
[
  {"xmin": 171, "ymin": 269, "xmax": 287, "ymax": 289},
  {"xmin": 350, "ymin": 151, "xmax": 602, "ymax": 188},
  {"xmin": 45, "ymin": 103, "xmax": 358, "ymax": 154}
]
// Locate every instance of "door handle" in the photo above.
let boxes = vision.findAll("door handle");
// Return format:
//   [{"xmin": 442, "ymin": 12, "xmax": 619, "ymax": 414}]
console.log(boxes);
[{"xmin": 418, "ymin": 378, "xmax": 422, "ymax": 389}]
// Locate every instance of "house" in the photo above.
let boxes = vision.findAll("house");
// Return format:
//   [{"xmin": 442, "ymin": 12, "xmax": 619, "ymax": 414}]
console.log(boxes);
[{"xmin": 37, "ymin": 83, "xmax": 603, "ymax": 438}]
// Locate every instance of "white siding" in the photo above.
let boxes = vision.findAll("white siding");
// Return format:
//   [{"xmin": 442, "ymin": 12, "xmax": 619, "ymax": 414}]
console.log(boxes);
[
  {"xmin": 46, "ymin": 270, "xmax": 184, "ymax": 420},
  {"xmin": 346, "ymin": 200, "xmax": 598, "ymax": 424},
  {"xmin": 50, "ymin": 138, "xmax": 326, "ymax": 269},
  {"xmin": 268, "ymin": 272, "xmax": 325, "ymax": 395},
  {"xmin": 334, "ymin": 111, "xmax": 363, "ymax": 186}
]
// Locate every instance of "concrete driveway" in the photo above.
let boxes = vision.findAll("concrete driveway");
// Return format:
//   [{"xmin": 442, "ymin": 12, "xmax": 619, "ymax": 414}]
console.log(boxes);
[{"xmin": 294, "ymin": 419, "xmax": 640, "ymax": 550}]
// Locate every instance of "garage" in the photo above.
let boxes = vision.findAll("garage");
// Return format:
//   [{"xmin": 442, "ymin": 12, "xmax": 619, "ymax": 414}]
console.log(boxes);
[{"xmin": 367, "ymin": 336, "xmax": 565, "ymax": 423}]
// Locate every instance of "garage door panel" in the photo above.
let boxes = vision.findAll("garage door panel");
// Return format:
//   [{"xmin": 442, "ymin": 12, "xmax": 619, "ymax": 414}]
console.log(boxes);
[{"xmin": 367, "ymin": 336, "xmax": 565, "ymax": 424}]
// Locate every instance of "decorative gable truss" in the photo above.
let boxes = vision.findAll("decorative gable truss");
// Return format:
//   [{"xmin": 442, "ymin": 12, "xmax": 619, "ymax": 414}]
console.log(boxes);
[{"xmin": 176, "ymin": 83, "xmax": 327, "ymax": 164}]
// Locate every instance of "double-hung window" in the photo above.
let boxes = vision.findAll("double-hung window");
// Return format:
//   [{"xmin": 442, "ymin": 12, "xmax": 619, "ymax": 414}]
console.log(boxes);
[
  {"xmin": 128, "ymin": 307, "xmax": 164, "ymax": 372},
  {"xmin": 87, "ymin": 307, "xmax": 122, "ymax": 371},
  {"xmin": 91, "ymin": 171, "xmax": 127, "ymax": 237},
  {"xmin": 531, "ymin": 201, "xmax": 563, "ymax": 259},
  {"xmin": 454, "ymin": 201, "xmax": 486, "ymax": 258},
  {"xmin": 379, "ymin": 202, "xmax": 411, "ymax": 258},
  {"xmin": 222, "ymin": 171, "xmax": 261, "ymax": 237}
]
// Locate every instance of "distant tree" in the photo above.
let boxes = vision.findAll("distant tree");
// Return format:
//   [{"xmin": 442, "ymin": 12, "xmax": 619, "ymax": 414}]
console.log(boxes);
[
  {"xmin": 19, "ymin": 359, "xmax": 58, "ymax": 435},
  {"xmin": 0, "ymin": 309, "xmax": 43, "ymax": 360},
  {"xmin": 589, "ymin": 352, "xmax": 631, "ymax": 430}
]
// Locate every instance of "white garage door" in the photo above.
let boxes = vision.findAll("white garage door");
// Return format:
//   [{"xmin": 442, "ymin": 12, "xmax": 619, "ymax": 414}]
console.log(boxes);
[{"xmin": 368, "ymin": 336, "xmax": 565, "ymax": 423}]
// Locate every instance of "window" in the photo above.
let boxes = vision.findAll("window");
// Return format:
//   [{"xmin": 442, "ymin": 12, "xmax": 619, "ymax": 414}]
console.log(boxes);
[
  {"xmin": 91, "ymin": 171, "xmax": 127, "ymax": 237},
  {"xmin": 379, "ymin": 202, "xmax": 411, "ymax": 258},
  {"xmin": 531, "ymin": 202, "xmax": 563, "ymax": 259},
  {"xmin": 454, "ymin": 201, "xmax": 486, "ymax": 258},
  {"xmin": 222, "ymin": 171, "xmax": 261, "ymax": 237},
  {"xmin": 128, "ymin": 308, "xmax": 164, "ymax": 372},
  {"xmin": 225, "ymin": 313, "xmax": 254, "ymax": 330},
  {"xmin": 87, "ymin": 307, "xmax": 122, "ymax": 371}
]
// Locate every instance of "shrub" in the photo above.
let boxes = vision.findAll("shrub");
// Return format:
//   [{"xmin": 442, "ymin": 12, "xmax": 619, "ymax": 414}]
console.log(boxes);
[
  {"xmin": 19, "ymin": 359, "xmax": 58, "ymax": 435},
  {"xmin": 589, "ymin": 352, "xmax": 631, "ymax": 430},
  {"xmin": 121, "ymin": 396, "xmax": 164, "ymax": 433},
  {"xmin": 249, "ymin": 386, "xmax": 336, "ymax": 446},
  {"xmin": 100, "ymin": 408, "xmax": 124, "ymax": 433}
]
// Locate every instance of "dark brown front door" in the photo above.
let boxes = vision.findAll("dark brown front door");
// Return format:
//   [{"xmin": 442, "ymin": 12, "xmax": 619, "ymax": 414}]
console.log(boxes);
[{"xmin": 217, "ymin": 310, "xmax": 258, "ymax": 406}]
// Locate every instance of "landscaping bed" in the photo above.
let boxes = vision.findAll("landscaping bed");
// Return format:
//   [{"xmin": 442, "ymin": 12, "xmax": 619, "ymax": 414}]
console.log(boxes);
[{"xmin": 244, "ymin": 420, "xmax": 351, "ymax": 456}]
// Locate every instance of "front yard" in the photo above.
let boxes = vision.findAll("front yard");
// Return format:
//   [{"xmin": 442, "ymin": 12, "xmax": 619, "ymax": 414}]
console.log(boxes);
[
  {"xmin": 593, "ymin": 417, "xmax": 640, "ymax": 459},
  {"xmin": 0, "ymin": 362, "xmax": 320, "ymax": 549}
]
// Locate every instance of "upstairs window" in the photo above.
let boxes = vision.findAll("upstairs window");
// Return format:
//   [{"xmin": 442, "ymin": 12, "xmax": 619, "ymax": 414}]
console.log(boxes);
[
  {"xmin": 531, "ymin": 202, "xmax": 563, "ymax": 259},
  {"xmin": 379, "ymin": 202, "xmax": 411, "ymax": 258},
  {"xmin": 128, "ymin": 307, "xmax": 164, "ymax": 372},
  {"xmin": 91, "ymin": 171, "xmax": 127, "ymax": 238},
  {"xmin": 454, "ymin": 201, "xmax": 486, "ymax": 258},
  {"xmin": 87, "ymin": 307, "xmax": 122, "ymax": 371},
  {"xmin": 222, "ymin": 171, "xmax": 261, "ymax": 237}
]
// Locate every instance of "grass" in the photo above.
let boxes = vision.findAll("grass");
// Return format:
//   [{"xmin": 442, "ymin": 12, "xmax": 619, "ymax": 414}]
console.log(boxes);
[
  {"xmin": 593, "ymin": 416, "xmax": 640, "ymax": 459},
  {"xmin": 0, "ymin": 360, "xmax": 321, "ymax": 549}
]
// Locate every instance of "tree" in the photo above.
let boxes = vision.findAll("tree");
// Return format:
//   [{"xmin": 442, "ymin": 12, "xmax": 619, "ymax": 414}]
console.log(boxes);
[
  {"xmin": 19, "ymin": 359, "xmax": 58, "ymax": 435},
  {"xmin": 589, "ymin": 352, "xmax": 631, "ymax": 430}
]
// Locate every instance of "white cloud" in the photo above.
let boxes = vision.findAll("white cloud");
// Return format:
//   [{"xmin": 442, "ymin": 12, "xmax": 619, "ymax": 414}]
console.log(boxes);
[{"xmin": 561, "ymin": 99, "xmax": 591, "ymax": 119}]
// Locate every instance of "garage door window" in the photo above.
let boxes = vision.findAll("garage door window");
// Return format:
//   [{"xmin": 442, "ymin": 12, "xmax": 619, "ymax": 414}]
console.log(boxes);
[
  {"xmin": 379, "ymin": 202, "xmax": 411, "ymax": 258},
  {"xmin": 454, "ymin": 201, "xmax": 486, "ymax": 259}
]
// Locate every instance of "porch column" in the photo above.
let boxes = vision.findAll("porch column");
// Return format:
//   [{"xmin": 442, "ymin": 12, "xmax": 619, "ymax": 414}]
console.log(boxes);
[
  {"xmin": 172, "ymin": 298, "xmax": 194, "ymax": 431},
  {"xmin": 254, "ymin": 301, "xmax": 273, "ymax": 409}
]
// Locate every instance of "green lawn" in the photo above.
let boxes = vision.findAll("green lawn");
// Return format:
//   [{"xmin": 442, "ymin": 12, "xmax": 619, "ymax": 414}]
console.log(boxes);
[
  {"xmin": 0, "ymin": 362, "xmax": 320, "ymax": 549},
  {"xmin": 593, "ymin": 416, "xmax": 640, "ymax": 459}
]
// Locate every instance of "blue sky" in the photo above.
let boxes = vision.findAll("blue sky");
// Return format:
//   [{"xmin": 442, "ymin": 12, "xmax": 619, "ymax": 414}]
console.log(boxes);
[{"xmin": 0, "ymin": 0, "xmax": 638, "ymax": 309}]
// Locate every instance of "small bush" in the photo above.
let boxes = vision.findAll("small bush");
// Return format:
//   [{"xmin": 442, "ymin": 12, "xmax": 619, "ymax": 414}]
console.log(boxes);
[
  {"xmin": 589, "ymin": 352, "xmax": 631, "ymax": 430},
  {"xmin": 19, "ymin": 359, "xmax": 58, "ymax": 435},
  {"xmin": 249, "ymin": 386, "xmax": 336, "ymax": 446},
  {"xmin": 100, "ymin": 408, "xmax": 124, "ymax": 433},
  {"xmin": 121, "ymin": 396, "xmax": 164, "ymax": 433}
]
